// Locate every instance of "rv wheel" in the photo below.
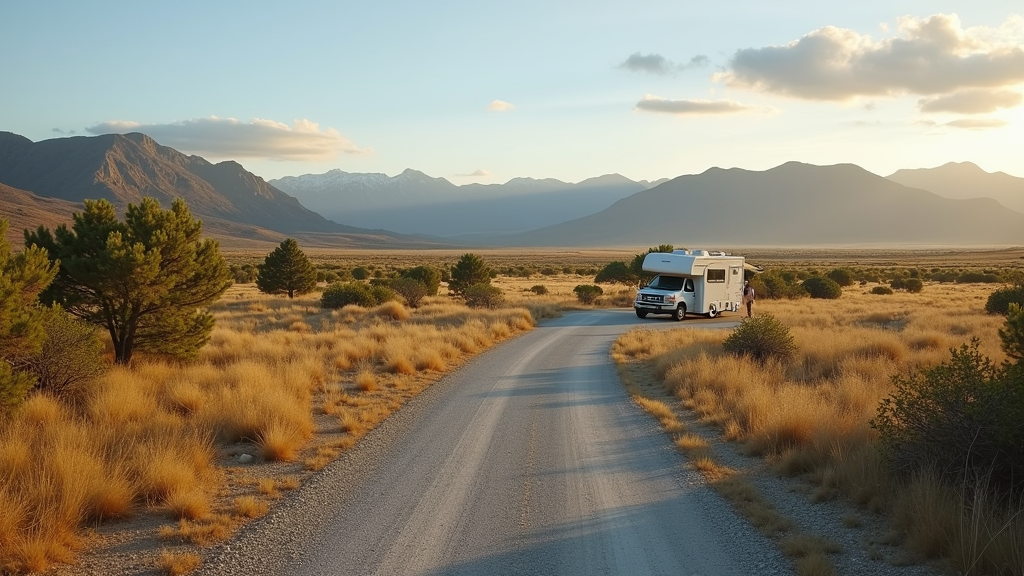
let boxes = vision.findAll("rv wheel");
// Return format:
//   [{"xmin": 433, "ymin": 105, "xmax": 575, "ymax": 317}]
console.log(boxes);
[
  {"xmin": 635, "ymin": 309, "xmax": 648, "ymax": 319},
  {"xmin": 708, "ymin": 305, "xmax": 717, "ymax": 318},
  {"xmin": 673, "ymin": 305, "xmax": 686, "ymax": 321}
]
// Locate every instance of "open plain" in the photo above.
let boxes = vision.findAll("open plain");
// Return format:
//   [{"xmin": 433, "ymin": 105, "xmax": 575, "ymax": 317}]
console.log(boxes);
[{"xmin": 1, "ymin": 247, "xmax": 1020, "ymax": 575}]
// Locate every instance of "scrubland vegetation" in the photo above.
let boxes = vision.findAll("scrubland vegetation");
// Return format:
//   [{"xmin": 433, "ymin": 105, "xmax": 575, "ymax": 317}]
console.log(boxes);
[
  {"xmin": 4, "ymin": 216, "xmax": 1023, "ymax": 576},
  {"xmin": 0, "ymin": 282, "xmax": 535, "ymax": 573},
  {"xmin": 614, "ymin": 282, "xmax": 1024, "ymax": 575}
]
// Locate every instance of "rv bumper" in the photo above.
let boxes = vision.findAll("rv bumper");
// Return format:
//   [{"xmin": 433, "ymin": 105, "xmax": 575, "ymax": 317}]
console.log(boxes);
[{"xmin": 634, "ymin": 303, "xmax": 674, "ymax": 312}]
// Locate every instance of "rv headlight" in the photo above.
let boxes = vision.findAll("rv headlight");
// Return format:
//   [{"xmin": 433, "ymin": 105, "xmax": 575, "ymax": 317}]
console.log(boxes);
[{"xmin": 664, "ymin": 295, "xmax": 676, "ymax": 303}]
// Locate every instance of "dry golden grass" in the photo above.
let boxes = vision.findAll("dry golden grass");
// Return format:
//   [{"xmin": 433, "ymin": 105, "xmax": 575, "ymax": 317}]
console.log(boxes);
[
  {"xmin": 0, "ymin": 283, "xmax": 536, "ymax": 573},
  {"xmin": 232, "ymin": 496, "xmax": 269, "ymax": 519},
  {"xmin": 156, "ymin": 549, "xmax": 202, "ymax": 576},
  {"xmin": 614, "ymin": 281, "xmax": 1023, "ymax": 575}
]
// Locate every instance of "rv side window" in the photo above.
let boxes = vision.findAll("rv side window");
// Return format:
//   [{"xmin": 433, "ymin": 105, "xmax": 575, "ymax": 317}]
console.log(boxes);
[
  {"xmin": 707, "ymin": 269, "xmax": 725, "ymax": 283},
  {"xmin": 684, "ymin": 278, "xmax": 694, "ymax": 292}
]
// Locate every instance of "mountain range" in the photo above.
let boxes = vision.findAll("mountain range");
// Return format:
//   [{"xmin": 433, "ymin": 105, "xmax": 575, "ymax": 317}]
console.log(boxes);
[
  {"xmin": 503, "ymin": 162, "xmax": 1024, "ymax": 246},
  {"xmin": 270, "ymin": 170, "xmax": 663, "ymax": 236},
  {"xmin": 0, "ymin": 131, "xmax": 434, "ymax": 248},
  {"xmin": 1, "ymin": 131, "xmax": 1022, "ymax": 248}
]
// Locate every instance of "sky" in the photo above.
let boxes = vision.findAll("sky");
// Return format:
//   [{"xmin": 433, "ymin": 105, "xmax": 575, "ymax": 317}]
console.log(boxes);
[{"xmin": 1, "ymin": 1, "xmax": 1022, "ymax": 185}]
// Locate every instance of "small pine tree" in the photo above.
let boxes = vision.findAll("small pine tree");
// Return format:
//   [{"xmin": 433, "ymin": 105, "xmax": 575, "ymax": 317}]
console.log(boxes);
[
  {"xmin": 449, "ymin": 254, "xmax": 492, "ymax": 296},
  {"xmin": 25, "ymin": 198, "xmax": 231, "ymax": 365},
  {"xmin": 1, "ymin": 220, "xmax": 58, "ymax": 409},
  {"xmin": 257, "ymin": 238, "xmax": 317, "ymax": 298}
]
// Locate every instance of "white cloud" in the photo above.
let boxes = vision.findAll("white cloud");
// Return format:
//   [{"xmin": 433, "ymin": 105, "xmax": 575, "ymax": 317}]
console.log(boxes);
[
  {"xmin": 619, "ymin": 52, "xmax": 709, "ymax": 75},
  {"xmin": 918, "ymin": 89, "xmax": 1023, "ymax": 113},
  {"xmin": 634, "ymin": 95, "xmax": 755, "ymax": 115},
  {"xmin": 85, "ymin": 116, "xmax": 368, "ymax": 161},
  {"xmin": 944, "ymin": 118, "xmax": 1008, "ymax": 130},
  {"xmin": 488, "ymin": 100, "xmax": 515, "ymax": 112},
  {"xmin": 716, "ymin": 14, "xmax": 1024, "ymax": 102}
]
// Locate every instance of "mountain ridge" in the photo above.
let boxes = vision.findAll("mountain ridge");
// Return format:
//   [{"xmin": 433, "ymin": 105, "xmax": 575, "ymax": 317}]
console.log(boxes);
[
  {"xmin": 887, "ymin": 162, "xmax": 1024, "ymax": 215},
  {"xmin": 500, "ymin": 161, "xmax": 1024, "ymax": 247},
  {"xmin": 0, "ymin": 131, "xmax": 450, "ymax": 248}
]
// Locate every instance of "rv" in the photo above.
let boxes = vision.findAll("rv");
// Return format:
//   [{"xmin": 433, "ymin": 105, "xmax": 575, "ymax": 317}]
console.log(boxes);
[{"xmin": 634, "ymin": 250, "xmax": 746, "ymax": 320}]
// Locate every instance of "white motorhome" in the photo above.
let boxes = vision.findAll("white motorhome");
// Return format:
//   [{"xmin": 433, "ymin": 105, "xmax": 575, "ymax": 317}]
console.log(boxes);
[{"xmin": 634, "ymin": 250, "xmax": 746, "ymax": 320}]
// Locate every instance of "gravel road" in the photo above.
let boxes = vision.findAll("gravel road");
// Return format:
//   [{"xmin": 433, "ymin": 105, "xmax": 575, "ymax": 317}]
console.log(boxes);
[{"xmin": 196, "ymin": 310, "xmax": 790, "ymax": 576}]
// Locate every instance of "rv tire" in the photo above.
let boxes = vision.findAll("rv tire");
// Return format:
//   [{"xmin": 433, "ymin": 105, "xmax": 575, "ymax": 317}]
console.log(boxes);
[
  {"xmin": 708, "ymin": 305, "xmax": 717, "ymax": 318},
  {"xmin": 673, "ymin": 304, "xmax": 686, "ymax": 321},
  {"xmin": 635, "ymin": 309, "xmax": 648, "ymax": 319}
]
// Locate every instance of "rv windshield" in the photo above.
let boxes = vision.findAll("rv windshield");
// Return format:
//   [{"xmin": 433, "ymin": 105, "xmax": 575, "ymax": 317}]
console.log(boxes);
[{"xmin": 648, "ymin": 275, "xmax": 684, "ymax": 291}]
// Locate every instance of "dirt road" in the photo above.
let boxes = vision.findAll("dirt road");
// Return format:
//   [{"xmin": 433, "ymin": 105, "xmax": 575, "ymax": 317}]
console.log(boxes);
[{"xmin": 198, "ymin": 310, "xmax": 789, "ymax": 575}]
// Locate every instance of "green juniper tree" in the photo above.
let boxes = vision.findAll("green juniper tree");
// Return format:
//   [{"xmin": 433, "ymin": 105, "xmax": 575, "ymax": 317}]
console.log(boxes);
[
  {"xmin": 448, "ymin": 253, "xmax": 492, "ymax": 296},
  {"xmin": 256, "ymin": 238, "xmax": 317, "ymax": 298},
  {"xmin": 25, "ymin": 198, "xmax": 231, "ymax": 365},
  {"xmin": 0, "ymin": 220, "xmax": 57, "ymax": 408}
]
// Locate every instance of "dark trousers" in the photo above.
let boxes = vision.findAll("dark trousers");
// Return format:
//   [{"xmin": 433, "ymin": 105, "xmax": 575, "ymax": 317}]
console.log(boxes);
[{"xmin": 745, "ymin": 301, "xmax": 752, "ymax": 317}]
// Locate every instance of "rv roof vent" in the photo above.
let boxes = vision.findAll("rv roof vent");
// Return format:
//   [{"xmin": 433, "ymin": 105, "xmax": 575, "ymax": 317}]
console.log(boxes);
[
  {"xmin": 672, "ymin": 249, "xmax": 690, "ymax": 255},
  {"xmin": 691, "ymin": 249, "xmax": 707, "ymax": 256},
  {"xmin": 707, "ymin": 251, "xmax": 724, "ymax": 256}
]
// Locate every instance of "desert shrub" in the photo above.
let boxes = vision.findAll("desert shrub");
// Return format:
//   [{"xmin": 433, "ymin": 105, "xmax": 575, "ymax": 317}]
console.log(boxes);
[
  {"xmin": 351, "ymin": 266, "xmax": 369, "ymax": 280},
  {"xmin": 890, "ymin": 277, "xmax": 906, "ymax": 290},
  {"xmin": 594, "ymin": 261, "xmax": 637, "ymax": 286},
  {"xmin": 721, "ymin": 313, "xmax": 796, "ymax": 363},
  {"xmin": 24, "ymin": 305, "xmax": 106, "ymax": 398},
  {"xmin": 400, "ymin": 266, "xmax": 441, "ymax": 296},
  {"xmin": 573, "ymin": 284, "xmax": 603, "ymax": 304},
  {"xmin": 871, "ymin": 286, "xmax": 894, "ymax": 295},
  {"xmin": 827, "ymin": 268, "xmax": 856, "ymax": 287},
  {"xmin": 754, "ymin": 271, "xmax": 806, "ymax": 300},
  {"xmin": 903, "ymin": 278, "xmax": 923, "ymax": 293},
  {"xmin": 390, "ymin": 278, "xmax": 428, "ymax": 308},
  {"xmin": 957, "ymin": 272, "xmax": 1000, "ymax": 284},
  {"xmin": 229, "ymin": 264, "xmax": 258, "ymax": 284},
  {"xmin": 1000, "ymin": 304, "xmax": 1024, "ymax": 362},
  {"xmin": 802, "ymin": 276, "xmax": 842, "ymax": 299},
  {"xmin": 529, "ymin": 285, "xmax": 549, "ymax": 295},
  {"xmin": 540, "ymin": 267, "xmax": 558, "ymax": 276},
  {"xmin": 463, "ymin": 284, "xmax": 504, "ymax": 309},
  {"xmin": 986, "ymin": 286, "xmax": 1024, "ymax": 315},
  {"xmin": 873, "ymin": 340, "xmax": 1024, "ymax": 498},
  {"xmin": 368, "ymin": 284, "xmax": 398, "ymax": 304},
  {"xmin": 321, "ymin": 282, "xmax": 376, "ymax": 309}
]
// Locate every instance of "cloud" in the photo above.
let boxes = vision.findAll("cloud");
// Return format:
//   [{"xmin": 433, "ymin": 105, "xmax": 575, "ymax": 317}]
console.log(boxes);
[
  {"xmin": 635, "ymin": 95, "xmax": 756, "ymax": 115},
  {"xmin": 918, "ymin": 89, "xmax": 1023, "ymax": 113},
  {"xmin": 85, "ymin": 116, "xmax": 368, "ymax": 161},
  {"xmin": 716, "ymin": 14, "xmax": 1024, "ymax": 101},
  {"xmin": 619, "ymin": 52, "xmax": 710, "ymax": 75},
  {"xmin": 944, "ymin": 118, "xmax": 1008, "ymax": 130},
  {"xmin": 913, "ymin": 117, "xmax": 1008, "ymax": 130},
  {"xmin": 456, "ymin": 169, "xmax": 491, "ymax": 178},
  {"xmin": 488, "ymin": 100, "xmax": 515, "ymax": 112}
]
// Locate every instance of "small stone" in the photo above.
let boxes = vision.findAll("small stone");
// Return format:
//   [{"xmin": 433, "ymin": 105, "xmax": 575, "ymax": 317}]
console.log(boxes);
[{"xmin": 238, "ymin": 453, "xmax": 254, "ymax": 464}]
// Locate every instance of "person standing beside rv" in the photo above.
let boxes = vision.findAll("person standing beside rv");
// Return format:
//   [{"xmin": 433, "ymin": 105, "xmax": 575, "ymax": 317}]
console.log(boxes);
[{"xmin": 742, "ymin": 281, "xmax": 755, "ymax": 317}]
